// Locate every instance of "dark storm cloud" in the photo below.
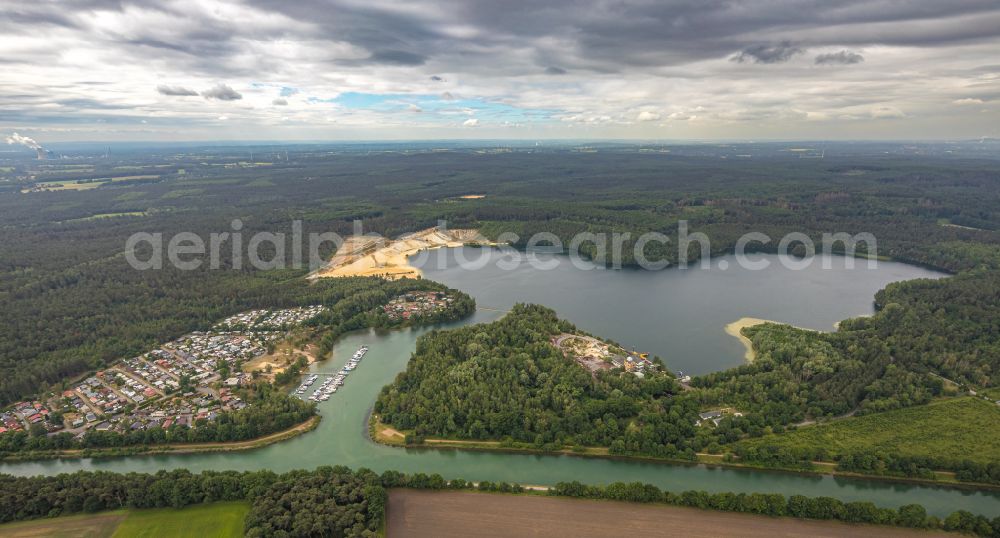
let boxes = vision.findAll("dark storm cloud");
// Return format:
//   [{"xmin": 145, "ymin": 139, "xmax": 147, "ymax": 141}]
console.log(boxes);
[
  {"xmin": 732, "ymin": 42, "xmax": 803, "ymax": 64},
  {"xmin": 366, "ymin": 50, "xmax": 426, "ymax": 66},
  {"xmin": 157, "ymin": 85, "xmax": 199, "ymax": 96},
  {"xmin": 8, "ymin": 1, "xmax": 1000, "ymax": 76},
  {"xmin": 228, "ymin": 0, "xmax": 1000, "ymax": 80},
  {"xmin": 815, "ymin": 51, "xmax": 865, "ymax": 65},
  {"xmin": 202, "ymin": 84, "xmax": 242, "ymax": 101},
  {"xmin": 5, "ymin": 0, "xmax": 1000, "ymax": 137}
]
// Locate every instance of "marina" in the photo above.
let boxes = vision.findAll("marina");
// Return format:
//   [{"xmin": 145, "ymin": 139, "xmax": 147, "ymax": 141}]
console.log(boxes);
[
  {"xmin": 3, "ymin": 254, "xmax": 997, "ymax": 518},
  {"xmin": 294, "ymin": 346, "xmax": 368, "ymax": 402}
]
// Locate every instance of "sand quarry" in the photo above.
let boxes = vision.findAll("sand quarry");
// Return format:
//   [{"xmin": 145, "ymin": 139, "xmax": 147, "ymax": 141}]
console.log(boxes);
[{"xmin": 309, "ymin": 227, "xmax": 490, "ymax": 281}]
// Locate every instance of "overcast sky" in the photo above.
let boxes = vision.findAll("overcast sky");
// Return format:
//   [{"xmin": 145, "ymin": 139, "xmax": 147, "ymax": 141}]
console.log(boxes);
[{"xmin": 2, "ymin": 0, "xmax": 999, "ymax": 142}]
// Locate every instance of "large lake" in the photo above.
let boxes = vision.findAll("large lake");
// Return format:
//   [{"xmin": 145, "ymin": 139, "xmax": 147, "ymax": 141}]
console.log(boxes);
[
  {"xmin": 5, "ymin": 251, "xmax": 996, "ymax": 518},
  {"xmin": 414, "ymin": 248, "xmax": 947, "ymax": 374}
]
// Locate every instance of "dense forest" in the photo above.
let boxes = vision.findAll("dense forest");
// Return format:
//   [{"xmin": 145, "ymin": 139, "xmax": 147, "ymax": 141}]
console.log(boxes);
[
  {"xmin": 376, "ymin": 304, "xmax": 706, "ymax": 456},
  {"xmin": 1, "ymin": 465, "xmax": 998, "ymax": 537},
  {"xmin": 2, "ymin": 149, "xmax": 998, "ymax": 406},
  {"xmin": 694, "ymin": 267, "xmax": 1000, "ymax": 418},
  {"xmin": 378, "ymin": 291, "xmax": 999, "ymax": 474},
  {"xmin": 244, "ymin": 469, "xmax": 384, "ymax": 537},
  {"xmin": 1, "ymin": 143, "xmax": 1000, "ymax": 471},
  {"xmin": 0, "ymin": 466, "xmax": 385, "ymax": 537}
]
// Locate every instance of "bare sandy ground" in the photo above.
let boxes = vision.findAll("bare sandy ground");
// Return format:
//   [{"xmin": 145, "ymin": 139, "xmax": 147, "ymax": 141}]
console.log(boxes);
[
  {"xmin": 308, "ymin": 228, "xmax": 490, "ymax": 281},
  {"xmin": 243, "ymin": 342, "xmax": 318, "ymax": 380},
  {"xmin": 725, "ymin": 317, "xmax": 826, "ymax": 362},
  {"xmin": 724, "ymin": 317, "xmax": 775, "ymax": 362},
  {"xmin": 387, "ymin": 490, "xmax": 955, "ymax": 538}
]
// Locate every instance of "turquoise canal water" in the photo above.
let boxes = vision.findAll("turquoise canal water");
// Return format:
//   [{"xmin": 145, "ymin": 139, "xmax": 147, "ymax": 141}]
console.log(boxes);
[{"xmin": 4, "ymin": 252, "xmax": 996, "ymax": 518}]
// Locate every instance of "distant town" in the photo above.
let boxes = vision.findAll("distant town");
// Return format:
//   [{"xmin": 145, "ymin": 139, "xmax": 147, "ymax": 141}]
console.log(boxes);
[{"xmin": 1, "ymin": 306, "xmax": 325, "ymax": 439}]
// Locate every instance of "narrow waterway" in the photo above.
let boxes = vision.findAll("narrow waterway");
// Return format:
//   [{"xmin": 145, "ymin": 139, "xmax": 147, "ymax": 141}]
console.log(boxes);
[{"xmin": 3, "ymin": 253, "xmax": 996, "ymax": 518}]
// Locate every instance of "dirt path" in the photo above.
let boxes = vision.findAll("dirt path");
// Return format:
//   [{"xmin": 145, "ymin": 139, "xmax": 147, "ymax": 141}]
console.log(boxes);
[
  {"xmin": 379, "ymin": 425, "xmax": 405, "ymax": 440},
  {"xmin": 140, "ymin": 415, "xmax": 321, "ymax": 452},
  {"xmin": 387, "ymin": 489, "xmax": 957, "ymax": 538},
  {"xmin": 424, "ymin": 438, "xmax": 500, "ymax": 446}
]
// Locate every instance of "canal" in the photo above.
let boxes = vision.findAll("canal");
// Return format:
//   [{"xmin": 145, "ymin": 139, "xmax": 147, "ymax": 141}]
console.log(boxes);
[{"xmin": 3, "ymin": 252, "xmax": 996, "ymax": 518}]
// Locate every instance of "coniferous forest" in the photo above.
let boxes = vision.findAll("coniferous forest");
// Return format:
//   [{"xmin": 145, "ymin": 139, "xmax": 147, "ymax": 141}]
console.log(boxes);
[
  {"xmin": 3, "ymin": 147, "xmax": 999, "ymax": 406},
  {"xmin": 2, "ymin": 143, "xmax": 1000, "ymax": 532}
]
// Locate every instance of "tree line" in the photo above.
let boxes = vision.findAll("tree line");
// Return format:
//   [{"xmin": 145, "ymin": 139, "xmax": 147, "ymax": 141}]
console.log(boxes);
[
  {"xmin": 2, "ymin": 465, "xmax": 999, "ymax": 537},
  {"xmin": 551, "ymin": 480, "xmax": 999, "ymax": 536}
]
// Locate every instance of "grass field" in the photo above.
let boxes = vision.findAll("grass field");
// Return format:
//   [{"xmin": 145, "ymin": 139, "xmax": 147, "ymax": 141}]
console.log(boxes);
[
  {"xmin": 112, "ymin": 502, "xmax": 248, "ymax": 538},
  {"xmin": 980, "ymin": 387, "xmax": 1000, "ymax": 400},
  {"xmin": 0, "ymin": 503, "xmax": 248, "ymax": 538},
  {"xmin": 738, "ymin": 397, "xmax": 1000, "ymax": 464}
]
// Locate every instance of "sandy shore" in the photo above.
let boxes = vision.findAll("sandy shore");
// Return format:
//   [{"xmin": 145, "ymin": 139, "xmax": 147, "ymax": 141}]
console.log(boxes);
[
  {"xmin": 724, "ymin": 317, "xmax": 776, "ymax": 362},
  {"xmin": 725, "ymin": 317, "xmax": 831, "ymax": 362},
  {"xmin": 308, "ymin": 227, "xmax": 491, "ymax": 281}
]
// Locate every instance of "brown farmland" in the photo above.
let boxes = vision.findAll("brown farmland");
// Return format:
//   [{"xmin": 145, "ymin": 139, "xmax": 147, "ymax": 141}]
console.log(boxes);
[
  {"xmin": 0, "ymin": 512, "xmax": 125, "ymax": 538},
  {"xmin": 387, "ymin": 489, "xmax": 954, "ymax": 538}
]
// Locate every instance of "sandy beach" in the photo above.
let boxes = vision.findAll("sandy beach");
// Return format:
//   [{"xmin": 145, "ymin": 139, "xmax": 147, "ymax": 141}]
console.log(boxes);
[
  {"xmin": 308, "ymin": 227, "xmax": 491, "ymax": 281},
  {"xmin": 724, "ymin": 317, "xmax": 776, "ymax": 362},
  {"xmin": 725, "ymin": 317, "xmax": 831, "ymax": 362}
]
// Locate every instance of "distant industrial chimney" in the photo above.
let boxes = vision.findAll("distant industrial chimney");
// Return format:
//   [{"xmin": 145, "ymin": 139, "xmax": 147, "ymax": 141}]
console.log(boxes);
[{"xmin": 5, "ymin": 132, "xmax": 46, "ymax": 159}]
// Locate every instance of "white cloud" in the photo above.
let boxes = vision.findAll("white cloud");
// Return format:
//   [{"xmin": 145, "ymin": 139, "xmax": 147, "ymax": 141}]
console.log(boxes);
[
  {"xmin": 636, "ymin": 111, "xmax": 661, "ymax": 122},
  {"xmin": 1, "ymin": 1, "xmax": 998, "ymax": 139},
  {"xmin": 462, "ymin": 118, "xmax": 479, "ymax": 126}
]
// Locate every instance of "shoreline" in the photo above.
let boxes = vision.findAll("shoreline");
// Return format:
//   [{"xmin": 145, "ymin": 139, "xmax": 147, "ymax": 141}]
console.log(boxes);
[
  {"xmin": 723, "ymin": 317, "xmax": 774, "ymax": 362},
  {"xmin": 308, "ymin": 228, "xmax": 496, "ymax": 281},
  {"xmin": 724, "ymin": 317, "xmax": 829, "ymax": 361},
  {"xmin": 0, "ymin": 415, "xmax": 321, "ymax": 462},
  {"xmin": 367, "ymin": 414, "xmax": 1000, "ymax": 492}
]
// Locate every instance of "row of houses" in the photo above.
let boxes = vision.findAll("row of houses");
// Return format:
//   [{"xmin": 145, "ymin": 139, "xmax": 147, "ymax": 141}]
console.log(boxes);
[
  {"xmin": 0, "ymin": 401, "xmax": 52, "ymax": 434},
  {"xmin": 170, "ymin": 332, "xmax": 272, "ymax": 371},
  {"xmin": 80, "ymin": 387, "xmax": 248, "ymax": 436},
  {"xmin": 214, "ymin": 305, "xmax": 325, "ymax": 331},
  {"xmin": 2, "ymin": 307, "xmax": 321, "ymax": 440},
  {"xmin": 382, "ymin": 291, "xmax": 455, "ymax": 321}
]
